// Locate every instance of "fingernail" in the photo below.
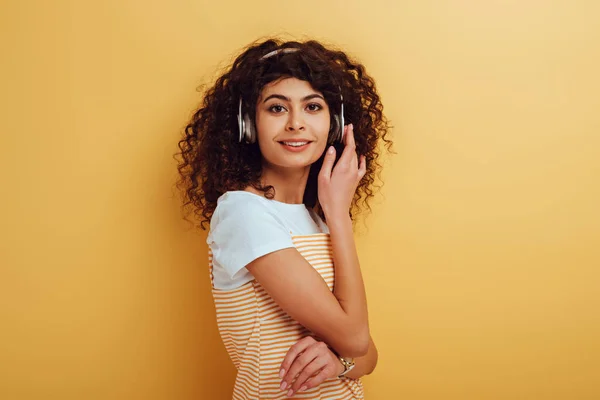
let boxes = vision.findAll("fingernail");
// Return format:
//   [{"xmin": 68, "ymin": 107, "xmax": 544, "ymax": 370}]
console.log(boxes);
[
  {"xmin": 327, "ymin": 146, "xmax": 334, "ymax": 154},
  {"xmin": 280, "ymin": 381, "xmax": 287, "ymax": 391},
  {"xmin": 287, "ymin": 389, "xmax": 293, "ymax": 397},
  {"xmin": 300, "ymin": 385, "xmax": 307, "ymax": 392},
  {"xmin": 279, "ymin": 369, "xmax": 285, "ymax": 378}
]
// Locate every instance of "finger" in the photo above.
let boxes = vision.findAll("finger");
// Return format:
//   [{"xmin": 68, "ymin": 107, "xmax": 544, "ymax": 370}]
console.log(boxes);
[
  {"xmin": 358, "ymin": 155, "xmax": 367, "ymax": 180},
  {"xmin": 318, "ymin": 145, "xmax": 336, "ymax": 182},
  {"xmin": 279, "ymin": 337, "xmax": 315, "ymax": 381},
  {"xmin": 299, "ymin": 366, "xmax": 335, "ymax": 392},
  {"xmin": 347, "ymin": 123, "xmax": 356, "ymax": 148},
  {"xmin": 281, "ymin": 344, "xmax": 321, "ymax": 391},
  {"xmin": 290, "ymin": 356, "xmax": 328, "ymax": 395},
  {"xmin": 339, "ymin": 124, "xmax": 357, "ymax": 166}
]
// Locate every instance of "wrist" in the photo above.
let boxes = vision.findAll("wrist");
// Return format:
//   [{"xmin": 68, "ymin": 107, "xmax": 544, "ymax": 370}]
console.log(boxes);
[
  {"xmin": 335, "ymin": 358, "xmax": 346, "ymax": 377},
  {"xmin": 328, "ymin": 346, "xmax": 352, "ymax": 378},
  {"xmin": 324, "ymin": 211, "xmax": 352, "ymax": 228}
]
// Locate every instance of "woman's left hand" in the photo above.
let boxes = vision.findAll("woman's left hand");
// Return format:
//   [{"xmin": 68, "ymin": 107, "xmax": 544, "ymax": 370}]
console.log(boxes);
[{"xmin": 279, "ymin": 336, "xmax": 345, "ymax": 397}]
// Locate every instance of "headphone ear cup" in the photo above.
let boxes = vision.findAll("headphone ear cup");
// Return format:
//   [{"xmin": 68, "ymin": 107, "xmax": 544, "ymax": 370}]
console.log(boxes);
[
  {"xmin": 238, "ymin": 99, "xmax": 244, "ymax": 143},
  {"xmin": 243, "ymin": 113, "xmax": 256, "ymax": 143},
  {"xmin": 329, "ymin": 115, "xmax": 341, "ymax": 144}
]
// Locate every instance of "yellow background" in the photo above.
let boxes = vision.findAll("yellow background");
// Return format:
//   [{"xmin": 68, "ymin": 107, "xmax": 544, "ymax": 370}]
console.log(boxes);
[{"xmin": 1, "ymin": 0, "xmax": 599, "ymax": 399}]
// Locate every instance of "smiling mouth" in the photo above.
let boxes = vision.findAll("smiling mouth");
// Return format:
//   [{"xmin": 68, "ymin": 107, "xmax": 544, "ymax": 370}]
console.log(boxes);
[{"xmin": 279, "ymin": 141, "xmax": 312, "ymax": 147}]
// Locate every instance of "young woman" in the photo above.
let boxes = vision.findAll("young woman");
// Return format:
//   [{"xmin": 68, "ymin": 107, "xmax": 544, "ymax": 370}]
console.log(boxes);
[{"xmin": 176, "ymin": 38, "xmax": 391, "ymax": 399}]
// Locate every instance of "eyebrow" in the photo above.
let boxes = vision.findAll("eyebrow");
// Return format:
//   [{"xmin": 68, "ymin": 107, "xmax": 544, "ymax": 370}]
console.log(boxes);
[{"xmin": 262, "ymin": 93, "xmax": 325, "ymax": 103}]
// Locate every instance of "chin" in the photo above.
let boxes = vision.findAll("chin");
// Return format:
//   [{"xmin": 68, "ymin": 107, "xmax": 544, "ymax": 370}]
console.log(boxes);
[
  {"xmin": 276, "ymin": 158, "xmax": 314, "ymax": 170},
  {"xmin": 267, "ymin": 154, "xmax": 319, "ymax": 170}
]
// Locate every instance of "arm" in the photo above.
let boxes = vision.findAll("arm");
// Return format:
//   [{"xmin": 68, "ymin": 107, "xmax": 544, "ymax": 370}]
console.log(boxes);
[
  {"xmin": 246, "ymin": 241, "xmax": 369, "ymax": 357},
  {"xmin": 327, "ymin": 212, "xmax": 370, "ymax": 356}
]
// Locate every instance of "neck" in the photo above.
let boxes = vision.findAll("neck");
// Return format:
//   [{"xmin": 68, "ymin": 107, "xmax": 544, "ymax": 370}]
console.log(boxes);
[{"xmin": 251, "ymin": 161, "xmax": 310, "ymax": 204}]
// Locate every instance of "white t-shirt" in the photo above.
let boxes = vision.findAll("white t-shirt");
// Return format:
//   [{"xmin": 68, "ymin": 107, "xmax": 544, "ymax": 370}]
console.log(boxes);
[{"xmin": 207, "ymin": 191, "xmax": 329, "ymax": 290}]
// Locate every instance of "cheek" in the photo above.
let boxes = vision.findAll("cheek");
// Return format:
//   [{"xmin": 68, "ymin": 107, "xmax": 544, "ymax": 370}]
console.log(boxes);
[
  {"xmin": 312, "ymin": 113, "xmax": 331, "ymax": 138},
  {"xmin": 312, "ymin": 130, "xmax": 330, "ymax": 162},
  {"xmin": 314, "ymin": 138, "xmax": 329, "ymax": 156},
  {"xmin": 255, "ymin": 116, "xmax": 280, "ymax": 143}
]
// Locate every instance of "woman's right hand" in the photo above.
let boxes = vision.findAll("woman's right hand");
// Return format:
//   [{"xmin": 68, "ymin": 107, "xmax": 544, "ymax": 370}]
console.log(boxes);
[{"xmin": 318, "ymin": 124, "xmax": 366, "ymax": 219}]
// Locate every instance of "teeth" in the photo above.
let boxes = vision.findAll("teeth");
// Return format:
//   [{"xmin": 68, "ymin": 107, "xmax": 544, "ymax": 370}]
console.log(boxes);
[{"xmin": 283, "ymin": 142, "xmax": 308, "ymax": 147}]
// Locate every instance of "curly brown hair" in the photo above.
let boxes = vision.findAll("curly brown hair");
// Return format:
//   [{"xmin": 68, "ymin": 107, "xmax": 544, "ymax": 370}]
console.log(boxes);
[{"xmin": 176, "ymin": 38, "xmax": 392, "ymax": 229}]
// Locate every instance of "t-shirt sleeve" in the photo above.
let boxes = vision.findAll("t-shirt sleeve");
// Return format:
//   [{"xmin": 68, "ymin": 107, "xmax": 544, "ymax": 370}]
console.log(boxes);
[{"xmin": 207, "ymin": 195, "xmax": 295, "ymax": 280}]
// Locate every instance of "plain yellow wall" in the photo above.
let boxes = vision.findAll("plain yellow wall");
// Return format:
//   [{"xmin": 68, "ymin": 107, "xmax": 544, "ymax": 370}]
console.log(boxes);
[{"xmin": 1, "ymin": 0, "xmax": 599, "ymax": 399}]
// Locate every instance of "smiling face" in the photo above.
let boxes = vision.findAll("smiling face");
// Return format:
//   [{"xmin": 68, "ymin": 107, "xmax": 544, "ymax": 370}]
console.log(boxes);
[{"xmin": 254, "ymin": 77, "xmax": 331, "ymax": 171}]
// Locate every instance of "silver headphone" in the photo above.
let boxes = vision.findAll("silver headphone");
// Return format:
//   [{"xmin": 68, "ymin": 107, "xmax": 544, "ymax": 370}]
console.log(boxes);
[{"xmin": 237, "ymin": 48, "xmax": 345, "ymax": 144}]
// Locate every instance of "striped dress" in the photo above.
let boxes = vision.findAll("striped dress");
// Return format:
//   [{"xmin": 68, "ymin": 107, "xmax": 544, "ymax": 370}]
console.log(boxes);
[{"xmin": 209, "ymin": 233, "xmax": 365, "ymax": 399}]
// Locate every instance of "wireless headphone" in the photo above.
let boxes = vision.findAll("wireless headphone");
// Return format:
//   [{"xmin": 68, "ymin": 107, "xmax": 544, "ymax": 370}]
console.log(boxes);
[{"xmin": 237, "ymin": 48, "xmax": 345, "ymax": 144}]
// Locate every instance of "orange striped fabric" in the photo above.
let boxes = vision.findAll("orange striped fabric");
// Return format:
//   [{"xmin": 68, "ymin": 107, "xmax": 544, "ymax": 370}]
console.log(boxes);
[{"xmin": 209, "ymin": 233, "xmax": 364, "ymax": 399}]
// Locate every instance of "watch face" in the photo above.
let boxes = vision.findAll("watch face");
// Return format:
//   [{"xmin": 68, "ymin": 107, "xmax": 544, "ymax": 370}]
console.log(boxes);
[
  {"xmin": 343, "ymin": 357, "xmax": 355, "ymax": 366},
  {"xmin": 338, "ymin": 357, "xmax": 355, "ymax": 377}
]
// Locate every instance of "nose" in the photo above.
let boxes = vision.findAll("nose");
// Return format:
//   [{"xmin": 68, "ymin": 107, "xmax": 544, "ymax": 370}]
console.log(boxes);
[{"xmin": 285, "ymin": 109, "xmax": 305, "ymax": 132}]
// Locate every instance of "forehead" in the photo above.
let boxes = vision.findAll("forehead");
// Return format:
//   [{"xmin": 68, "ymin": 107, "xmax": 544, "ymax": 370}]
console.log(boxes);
[{"xmin": 259, "ymin": 77, "xmax": 321, "ymax": 98}]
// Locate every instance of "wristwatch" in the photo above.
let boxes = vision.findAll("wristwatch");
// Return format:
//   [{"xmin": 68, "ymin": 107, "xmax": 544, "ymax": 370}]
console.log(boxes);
[{"xmin": 337, "ymin": 356, "xmax": 355, "ymax": 378}]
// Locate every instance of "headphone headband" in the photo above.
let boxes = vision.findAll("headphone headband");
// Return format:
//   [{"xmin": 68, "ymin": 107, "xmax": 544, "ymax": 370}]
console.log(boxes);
[{"xmin": 260, "ymin": 47, "xmax": 299, "ymax": 60}]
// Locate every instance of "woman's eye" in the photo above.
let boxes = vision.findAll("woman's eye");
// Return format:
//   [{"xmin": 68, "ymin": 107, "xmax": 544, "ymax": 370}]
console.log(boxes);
[
  {"xmin": 269, "ymin": 105, "xmax": 286, "ymax": 113},
  {"xmin": 307, "ymin": 103, "xmax": 323, "ymax": 112}
]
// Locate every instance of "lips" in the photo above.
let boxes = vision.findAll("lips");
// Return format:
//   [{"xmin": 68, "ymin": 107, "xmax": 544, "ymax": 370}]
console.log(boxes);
[
  {"xmin": 278, "ymin": 138, "xmax": 312, "ymax": 146},
  {"xmin": 278, "ymin": 140, "xmax": 313, "ymax": 152},
  {"xmin": 280, "ymin": 141, "xmax": 310, "ymax": 147}
]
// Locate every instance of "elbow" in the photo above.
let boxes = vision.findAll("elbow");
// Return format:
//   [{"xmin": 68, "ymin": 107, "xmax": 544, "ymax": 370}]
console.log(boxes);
[
  {"xmin": 365, "ymin": 342, "xmax": 378, "ymax": 375},
  {"xmin": 352, "ymin": 339, "xmax": 370, "ymax": 358},
  {"xmin": 337, "ymin": 330, "xmax": 370, "ymax": 358}
]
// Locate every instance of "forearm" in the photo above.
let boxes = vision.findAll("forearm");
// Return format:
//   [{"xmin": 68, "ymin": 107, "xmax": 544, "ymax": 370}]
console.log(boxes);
[{"xmin": 327, "ymin": 213, "xmax": 370, "ymax": 349}]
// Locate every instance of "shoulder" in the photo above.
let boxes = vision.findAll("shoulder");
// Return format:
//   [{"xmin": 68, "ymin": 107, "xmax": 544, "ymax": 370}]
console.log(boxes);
[
  {"xmin": 215, "ymin": 190, "xmax": 271, "ymax": 214},
  {"xmin": 211, "ymin": 191, "xmax": 280, "ymax": 227},
  {"xmin": 208, "ymin": 191, "xmax": 291, "ymax": 241},
  {"xmin": 207, "ymin": 191, "xmax": 295, "ymax": 284}
]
